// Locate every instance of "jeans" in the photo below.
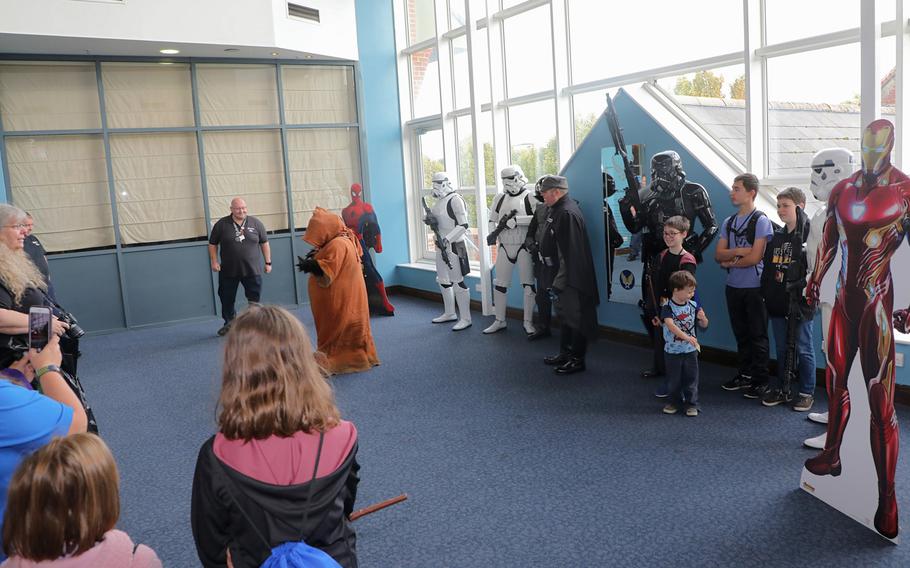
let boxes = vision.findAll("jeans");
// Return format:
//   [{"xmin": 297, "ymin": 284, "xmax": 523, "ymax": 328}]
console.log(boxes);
[
  {"xmin": 725, "ymin": 286, "xmax": 770, "ymax": 385},
  {"xmin": 770, "ymin": 316, "xmax": 816, "ymax": 396},
  {"xmin": 218, "ymin": 273, "xmax": 262, "ymax": 323},
  {"xmin": 665, "ymin": 351, "xmax": 699, "ymax": 407}
]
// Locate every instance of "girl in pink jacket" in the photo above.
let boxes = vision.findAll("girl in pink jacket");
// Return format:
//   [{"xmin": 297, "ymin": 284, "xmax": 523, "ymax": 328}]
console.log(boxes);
[{"xmin": 1, "ymin": 433, "xmax": 161, "ymax": 568}]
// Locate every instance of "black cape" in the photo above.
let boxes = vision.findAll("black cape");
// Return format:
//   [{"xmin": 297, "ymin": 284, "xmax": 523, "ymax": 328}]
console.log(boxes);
[{"xmin": 541, "ymin": 196, "xmax": 599, "ymax": 337}]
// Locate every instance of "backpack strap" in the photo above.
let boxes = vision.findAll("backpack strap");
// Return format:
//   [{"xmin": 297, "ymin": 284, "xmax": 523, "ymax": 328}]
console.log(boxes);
[{"xmin": 210, "ymin": 432, "xmax": 325, "ymax": 551}]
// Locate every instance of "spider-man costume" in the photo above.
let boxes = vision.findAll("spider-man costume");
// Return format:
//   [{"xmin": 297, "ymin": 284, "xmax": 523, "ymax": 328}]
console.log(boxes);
[
  {"xmin": 342, "ymin": 183, "xmax": 395, "ymax": 316},
  {"xmin": 805, "ymin": 119, "xmax": 910, "ymax": 539}
]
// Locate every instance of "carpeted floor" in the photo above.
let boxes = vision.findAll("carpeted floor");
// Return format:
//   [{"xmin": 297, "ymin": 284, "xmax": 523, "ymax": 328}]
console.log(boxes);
[{"xmin": 78, "ymin": 294, "xmax": 910, "ymax": 567}]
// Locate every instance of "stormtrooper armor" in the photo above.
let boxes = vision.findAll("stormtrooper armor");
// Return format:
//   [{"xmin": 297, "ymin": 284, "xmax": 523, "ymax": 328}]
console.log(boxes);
[
  {"xmin": 803, "ymin": 148, "xmax": 855, "ymax": 449},
  {"xmin": 483, "ymin": 165, "xmax": 537, "ymax": 334},
  {"xmin": 425, "ymin": 172, "xmax": 472, "ymax": 331}
]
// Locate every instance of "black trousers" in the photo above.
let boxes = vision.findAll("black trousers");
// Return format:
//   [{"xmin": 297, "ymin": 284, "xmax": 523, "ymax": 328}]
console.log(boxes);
[
  {"xmin": 559, "ymin": 325, "xmax": 588, "ymax": 359},
  {"xmin": 665, "ymin": 351, "xmax": 699, "ymax": 407},
  {"xmin": 533, "ymin": 262, "xmax": 552, "ymax": 330},
  {"xmin": 725, "ymin": 285, "xmax": 770, "ymax": 384},
  {"xmin": 218, "ymin": 273, "xmax": 262, "ymax": 323}
]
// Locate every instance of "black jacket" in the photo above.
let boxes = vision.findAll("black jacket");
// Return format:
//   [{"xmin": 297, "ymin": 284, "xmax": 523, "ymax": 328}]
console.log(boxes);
[
  {"xmin": 760, "ymin": 215, "xmax": 813, "ymax": 320},
  {"xmin": 191, "ymin": 436, "xmax": 360, "ymax": 568}
]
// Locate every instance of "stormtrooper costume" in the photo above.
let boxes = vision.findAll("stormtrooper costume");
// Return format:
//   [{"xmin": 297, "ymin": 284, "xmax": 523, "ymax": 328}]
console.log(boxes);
[
  {"xmin": 803, "ymin": 147, "xmax": 856, "ymax": 449},
  {"xmin": 483, "ymin": 166, "xmax": 537, "ymax": 335},
  {"xmin": 425, "ymin": 172, "xmax": 472, "ymax": 331}
]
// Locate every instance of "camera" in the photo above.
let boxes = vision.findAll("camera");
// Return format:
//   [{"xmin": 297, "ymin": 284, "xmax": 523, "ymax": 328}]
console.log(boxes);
[{"xmin": 56, "ymin": 310, "xmax": 86, "ymax": 340}]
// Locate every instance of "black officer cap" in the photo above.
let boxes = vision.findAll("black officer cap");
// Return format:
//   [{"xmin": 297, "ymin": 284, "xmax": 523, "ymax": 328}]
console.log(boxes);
[{"xmin": 537, "ymin": 174, "xmax": 568, "ymax": 191}]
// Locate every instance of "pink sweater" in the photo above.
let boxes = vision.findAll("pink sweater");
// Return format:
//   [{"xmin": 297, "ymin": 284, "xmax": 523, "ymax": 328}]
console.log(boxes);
[{"xmin": 0, "ymin": 530, "xmax": 161, "ymax": 568}]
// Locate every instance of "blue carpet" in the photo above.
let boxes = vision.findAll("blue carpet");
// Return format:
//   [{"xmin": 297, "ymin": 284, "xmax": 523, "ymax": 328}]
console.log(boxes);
[{"xmin": 78, "ymin": 295, "xmax": 910, "ymax": 567}]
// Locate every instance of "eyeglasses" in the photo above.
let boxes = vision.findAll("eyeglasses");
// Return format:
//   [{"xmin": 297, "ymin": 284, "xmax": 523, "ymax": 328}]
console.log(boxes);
[
  {"xmin": 663, "ymin": 231, "xmax": 681, "ymax": 237},
  {"xmin": 3, "ymin": 223, "xmax": 26, "ymax": 230}
]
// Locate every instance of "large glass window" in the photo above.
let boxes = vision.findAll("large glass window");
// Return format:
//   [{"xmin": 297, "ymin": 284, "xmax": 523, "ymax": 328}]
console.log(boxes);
[
  {"xmin": 503, "ymin": 6, "xmax": 553, "ymax": 97},
  {"xmin": 452, "ymin": 35, "xmax": 471, "ymax": 110},
  {"xmin": 508, "ymin": 99, "xmax": 558, "ymax": 182},
  {"xmin": 101, "ymin": 63, "xmax": 194, "ymax": 129},
  {"xmin": 572, "ymin": 89, "xmax": 612, "ymax": 148},
  {"xmin": 448, "ymin": 0, "xmax": 465, "ymax": 29},
  {"xmin": 765, "ymin": 0, "xmax": 858, "ymax": 45},
  {"xmin": 407, "ymin": 0, "xmax": 437, "ymax": 45},
  {"xmin": 282, "ymin": 66, "xmax": 356, "ymax": 124},
  {"xmin": 6, "ymin": 135, "xmax": 115, "ymax": 252},
  {"xmin": 567, "ymin": 1, "xmax": 743, "ymax": 85},
  {"xmin": 204, "ymin": 130, "xmax": 289, "ymax": 231},
  {"xmin": 0, "ymin": 62, "xmax": 101, "ymax": 131},
  {"xmin": 658, "ymin": 64, "xmax": 747, "ymax": 163},
  {"xmin": 410, "ymin": 47, "xmax": 441, "ymax": 118},
  {"xmin": 766, "ymin": 44, "xmax": 860, "ymax": 177},
  {"xmin": 416, "ymin": 128, "xmax": 444, "ymax": 258},
  {"xmin": 455, "ymin": 113, "xmax": 495, "ymax": 189},
  {"xmin": 196, "ymin": 64, "xmax": 280, "ymax": 126},
  {"xmin": 286, "ymin": 128, "xmax": 362, "ymax": 229},
  {"xmin": 110, "ymin": 132, "xmax": 204, "ymax": 246}
]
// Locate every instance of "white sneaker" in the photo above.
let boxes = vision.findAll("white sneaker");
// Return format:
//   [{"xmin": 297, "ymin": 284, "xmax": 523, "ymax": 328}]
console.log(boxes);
[
  {"xmin": 452, "ymin": 319, "xmax": 472, "ymax": 331},
  {"xmin": 523, "ymin": 321, "xmax": 536, "ymax": 335},
  {"xmin": 432, "ymin": 313, "xmax": 458, "ymax": 324},
  {"xmin": 483, "ymin": 319, "xmax": 507, "ymax": 334},
  {"xmin": 804, "ymin": 432, "xmax": 826, "ymax": 450},
  {"xmin": 808, "ymin": 411, "xmax": 828, "ymax": 425}
]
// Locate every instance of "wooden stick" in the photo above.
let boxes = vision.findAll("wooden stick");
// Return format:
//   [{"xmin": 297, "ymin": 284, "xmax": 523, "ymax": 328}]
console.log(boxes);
[{"xmin": 349, "ymin": 494, "xmax": 408, "ymax": 521}]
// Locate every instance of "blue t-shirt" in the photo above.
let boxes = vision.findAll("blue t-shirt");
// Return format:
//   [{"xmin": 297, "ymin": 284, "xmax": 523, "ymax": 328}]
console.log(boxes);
[
  {"xmin": 722, "ymin": 210, "xmax": 774, "ymax": 288},
  {"xmin": 661, "ymin": 299, "xmax": 699, "ymax": 354},
  {"xmin": 0, "ymin": 379, "xmax": 73, "ymax": 560}
]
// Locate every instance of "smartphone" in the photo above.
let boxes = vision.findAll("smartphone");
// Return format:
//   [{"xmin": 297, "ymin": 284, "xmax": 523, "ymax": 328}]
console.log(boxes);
[{"xmin": 28, "ymin": 306, "xmax": 52, "ymax": 352}]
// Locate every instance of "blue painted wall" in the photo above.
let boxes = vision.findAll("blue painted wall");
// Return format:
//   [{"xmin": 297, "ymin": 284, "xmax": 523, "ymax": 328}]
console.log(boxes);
[{"xmin": 355, "ymin": 0, "xmax": 409, "ymax": 285}]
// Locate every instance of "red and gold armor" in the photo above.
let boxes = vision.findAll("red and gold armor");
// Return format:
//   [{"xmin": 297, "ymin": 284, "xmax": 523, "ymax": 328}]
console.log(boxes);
[{"xmin": 804, "ymin": 119, "xmax": 910, "ymax": 539}]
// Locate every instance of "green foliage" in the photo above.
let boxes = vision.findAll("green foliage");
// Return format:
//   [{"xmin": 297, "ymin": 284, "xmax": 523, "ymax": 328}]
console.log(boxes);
[
  {"xmin": 574, "ymin": 112, "xmax": 598, "ymax": 146},
  {"xmin": 730, "ymin": 75, "xmax": 746, "ymax": 100},
  {"xmin": 423, "ymin": 156, "xmax": 445, "ymax": 189},
  {"xmin": 674, "ymin": 70, "xmax": 724, "ymax": 98},
  {"xmin": 458, "ymin": 138, "xmax": 496, "ymax": 188}
]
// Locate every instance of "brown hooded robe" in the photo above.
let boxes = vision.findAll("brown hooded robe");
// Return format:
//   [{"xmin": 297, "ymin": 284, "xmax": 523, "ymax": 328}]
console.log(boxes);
[{"xmin": 303, "ymin": 208, "xmax": 380, "ymax": 374}]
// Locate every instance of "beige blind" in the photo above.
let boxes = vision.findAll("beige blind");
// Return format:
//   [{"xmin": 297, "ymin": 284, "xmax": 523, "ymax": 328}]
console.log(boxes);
[
  {"xmin": 110, "ymin": 132, "xmax": 205, "ymax": 245},
  {"xmin": 102, "ymin": 63, "xmax": 195, "ymax": 129},
  {"xmin": 281, "ymin": 66, "xmax": 356, "ymax": 125},
  {"xmin": 286, "ymin": 128, "xmax": 361, "ymax": 228},
  {"xmin": 6, "ymin": 135, "xmax": 115, "ymax": 252},
  {"xmin": 0, "ymin": 62, "xmax": 101, "ymax": 131},
  {"xmin": 196, "ymin": 64, "xmax": 279, "ymax": 126},
  {"xmin": 204, "ymin": 130, "xmax": 289, "ymax": 231}
]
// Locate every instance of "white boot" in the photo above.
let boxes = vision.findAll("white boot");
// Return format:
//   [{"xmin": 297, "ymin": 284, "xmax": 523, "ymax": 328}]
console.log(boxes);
[
  {"xmin": 808, "ymin": 411, "xmax": 828, "ymax": 425},
  {"xmin": 483, "ymin": 289, "xmax": 508, "ymax": 334},
  {"xmin": 522, "ymin": 287, "xmax": 536, "ymax": 335},
  {"xmin": 804, "ymin": 432, "xmax": 826, "ymax": 449},
  {"xmin": 452, "ymin": 285, "xmax": 472, "ymax": 331},
  {"xmin": 432, "ymin": 285, "xmax": 457, "ymax": 323}
]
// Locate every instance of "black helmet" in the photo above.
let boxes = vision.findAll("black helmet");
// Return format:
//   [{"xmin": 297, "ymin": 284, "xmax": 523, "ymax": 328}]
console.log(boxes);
[{"xmin": 650, "ymin": 150, "xmax": 685, "ymax": 194}]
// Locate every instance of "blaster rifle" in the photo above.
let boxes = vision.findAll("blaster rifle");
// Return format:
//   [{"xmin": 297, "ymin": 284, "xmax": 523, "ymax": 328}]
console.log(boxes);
[
  {"xmin": 781, "ymin": 207, "xmax": 809, "ymax": 398},
  {"xmin": 421, "ymin": 196, "xmax": 452, "ymax": 270},
  {"xmin": 486, "ymin": 209, "xmax": 518, "ymax": 246},
  {"xmin": 605, "ymin": 94, "xmax": 643, "ymax": 218}
]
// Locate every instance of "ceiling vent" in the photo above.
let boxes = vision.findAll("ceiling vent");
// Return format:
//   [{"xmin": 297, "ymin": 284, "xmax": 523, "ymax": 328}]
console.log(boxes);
[{"xmin": 287, "ymin": 3, "xmax": 320, "ymax": 22}]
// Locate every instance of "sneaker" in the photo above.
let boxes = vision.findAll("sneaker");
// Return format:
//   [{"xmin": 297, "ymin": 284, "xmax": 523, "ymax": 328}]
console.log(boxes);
[
  {"xmin": 721, "ymin": 375, "xmax": 751, "ymax": 391},
  {"xmin": 761, "ymin": 388, "xmax": 787, "ymax": 407},
  {"xmin": 216, "ymin": 323, "xmax": 231, "ymax": 337},
  {"xmin": 662, "ymin": 403, "xmax": 679, "ymax": 415},
  {"xmin": 743, "ymin": 383, "xmax": 768, "ymax": 399},
  {"xmin": 808, "ymin": 411, "xmax": 828, "ymax": 425},
  {"xmin": 792, "ymin": 393, "xmax": 814, "ymax": 412},
  {"xmin": 685, "ymin": 406, "xmax": 699, "ymax": 417}
]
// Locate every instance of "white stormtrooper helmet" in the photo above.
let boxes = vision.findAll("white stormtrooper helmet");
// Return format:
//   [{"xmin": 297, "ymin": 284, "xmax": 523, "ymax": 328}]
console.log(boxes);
[
  {"xmin": 809, "ymin": 148, "xmax": 855, "ymax": 202},
  {"xmin": 500, "ymin": 165, "xmax": 528, "ymax": 196},
  {"xmin": 431, "ymin": 171, "xmax": 455, "ymax": 198}
]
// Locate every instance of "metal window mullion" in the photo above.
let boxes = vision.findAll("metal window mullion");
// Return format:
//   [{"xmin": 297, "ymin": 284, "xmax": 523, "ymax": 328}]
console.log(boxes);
[
  {"xmin": 95, "ymin": 61, "xmax": 131, "ymax": 328},
  {"xmin": 435, "ymin": 1, "xmax": 457, "ymax": 188},
  {"xmin": 190, "ymin": 62, "xmax": 220, "ymax": 315},
  {"xmin": 860, "ymin": 0, "xmax": 883, "ymax": 129},
  {"xmin": 550, "ymin": 0, "xmax": 571, "ymax": 166},
  {"xmin": 487, "ymin": 0, "xmax": 510, "ymax": 178},
  {"xmin": 744, "ymin": 0, "xmax": 766, "ymax": 177},
  {"xmin": 275, "ymin": 63, "xmax": 303, "ymax": 305},
  {"xmin": 0, "ymin": 107, "xmax": 10, "ymax": 202},
  {"xmin": 491, "ymin": 0, "xmax": 551, "ymax": 21},
  {"xmin": 897, "ymin": 2, "xmax": 909, "ymax": 168},
  {"xmin": 1, "ymin": 128, "xmax": 104, "ymax": 136}
]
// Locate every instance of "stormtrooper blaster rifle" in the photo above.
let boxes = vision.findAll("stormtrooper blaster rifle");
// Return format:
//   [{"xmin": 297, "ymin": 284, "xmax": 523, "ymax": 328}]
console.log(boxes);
[
  {"xmin": 606, "ymin": 94, "xmax": 643, "ymax": 226},
  {"xmin": 421, "ymin": 196, "xmax": 453, "ymax": 269},
  {"xmin": 781, "ymin": 206, "xmax": 809, "ymax": 396},
  {"xmin": 486, "ymin": 209, "xmax": 518, "ymax": 246}
]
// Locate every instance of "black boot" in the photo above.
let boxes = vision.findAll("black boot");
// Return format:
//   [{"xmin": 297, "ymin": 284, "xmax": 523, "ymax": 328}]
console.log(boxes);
[
  {"xmin": 555, "ymin": 357, "xmax": 586, "ymax": 375},
  {"xmin": 544, "ymin": 352, "xmax": 570, "ymax": 366}
]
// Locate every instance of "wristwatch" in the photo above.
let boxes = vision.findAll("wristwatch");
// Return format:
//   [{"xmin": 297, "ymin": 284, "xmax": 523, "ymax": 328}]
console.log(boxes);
[
  {"xmin": 265, "ymin": 262, "xmax": 272, "ymax": 265},
  {"xmin": 35, "ymin": 364, "xmax": 63, "ymax": 380}
]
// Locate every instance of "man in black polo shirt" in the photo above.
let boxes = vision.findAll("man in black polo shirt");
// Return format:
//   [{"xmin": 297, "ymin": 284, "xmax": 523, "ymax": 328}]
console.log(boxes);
[{"xmin": 208, "ymin": 197, "xmax": 272, "ymax": 336}]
